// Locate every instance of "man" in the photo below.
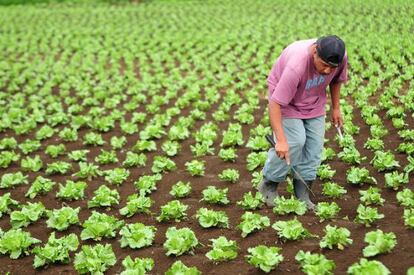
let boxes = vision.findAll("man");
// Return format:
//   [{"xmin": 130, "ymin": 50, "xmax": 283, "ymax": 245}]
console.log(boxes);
[{"xmin": 258, "ymin": 35, "xmax": 348, "ymax": 209}]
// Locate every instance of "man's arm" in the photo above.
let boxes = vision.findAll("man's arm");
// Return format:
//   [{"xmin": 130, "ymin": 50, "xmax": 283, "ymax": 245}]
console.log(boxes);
[
  {"xmin": 329, "ymin": 82, "xmax": 343, "ymax": 127},
  {"xmin": 269, "ymin": 100, "xmax": 290, "ymax": 163},
  {"xmin": 267, "ymin": 67, "xmax": 300, "ymax": 163}
]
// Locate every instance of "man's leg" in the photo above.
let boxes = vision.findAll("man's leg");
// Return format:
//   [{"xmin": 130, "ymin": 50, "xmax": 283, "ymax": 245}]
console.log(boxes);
[
  {"xmin": 293, "ymin": 115, "xmax": 325, "ymax": 209},
  {"xmin": 260, "ymin": 118, "xmax": 306, "ymax": 206}
]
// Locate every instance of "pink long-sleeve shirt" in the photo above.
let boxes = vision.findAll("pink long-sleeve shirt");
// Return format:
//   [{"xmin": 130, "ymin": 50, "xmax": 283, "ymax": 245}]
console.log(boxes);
[{"xmin": 267, "ymin": 38, "xmax": 348, "ymax": 119}]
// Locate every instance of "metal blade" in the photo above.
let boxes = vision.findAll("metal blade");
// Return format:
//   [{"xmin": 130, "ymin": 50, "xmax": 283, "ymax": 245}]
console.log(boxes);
[
  {"xmin": 290, "ymin": 165, "xmax": 315, "ymax": 197},
  {"xmin": 336, "ymin": 125, "xmax": 343, "ymax": 140}
]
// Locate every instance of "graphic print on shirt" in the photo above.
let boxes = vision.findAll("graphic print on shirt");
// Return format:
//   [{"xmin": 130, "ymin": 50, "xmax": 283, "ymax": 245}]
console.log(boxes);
[{"xmin": 305, "ymin": 75, "xmax": 326, "ymax": 91}]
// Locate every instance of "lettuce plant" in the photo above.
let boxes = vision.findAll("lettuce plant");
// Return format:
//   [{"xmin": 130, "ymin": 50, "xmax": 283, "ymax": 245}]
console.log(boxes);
[
  {"xmin": 190, "ymin": 142, "xmax": 214, "ymax": 157},
  {"xmin": 0, "ymin": 172, "xmax": 28, "ymax": 189},
  {"xmin": 120, "ymin": 121, "xmax": 138, "ymax": 135},
  {"xmin": 346, "ymin": 167, "xmax": 377, "ymax": 185},
  {"xmin": 0, "ymin": 193, "xmax": 19, "ymax": 218},
  {"xmin": 221, "ymin": 123, "xmax": 244, "ymax": 147},
  {"xmin": 162, "ymin": 140, "xmax": 181, "ymax": 156},
  {"xmin": 359, "ymin": 187, "xmax": 385, "ymax": 206},
  {"xmin": 347, "ymin": 258, "xmax": 390, "ymax": 275},
  {"xmin": 206, "ymin": 236, "xmax": 238, "ymax": 263},
  {"xmin": 193, "ymin": 122, "xmax": 218, "ymax": 146},
  {"xmin": 246, "ymin": 151, "xmax": 267, "ymax": 171},
  {"xmin": 397, "ymin": 142, "xmax": 414, "ymax": 155},
  {"xmin": 121, "ymin": 256, "xmax": 154, "ymax": 275},
  {"xmin": 322, "ymin": 181, "xmax": 347, "ymax": 198},
  {"xmin": 133, "ymin": 139, "xmax": 157, "ymax": 152},
  {"xmin": 45, "ymin": 144, "xmax": 66, "ymax": 158},
  {"xmin": 315, "ymin": 202, "xmax": 341, "ymax": 222},
  {"xmin": 272, "ymin": 196, "xmax": 307, "ymax": 215},
  {"xmin": 0, "ymin": 228, "xmax": 41, "ymax": 259},
  {"xmin": 56, "ymin": 180, "xmax": 87, "ymax": 201},
  {"xmin": 354, "ymin": 204, "xmax": 384, "ymax": 227},
  {"xmin": 83, "ymin": 132, "xmax": 105, "ymax": 146},
  {"xmin": 103, "ymin": 167, "xmax": 130, "ymax": 185},
  {"xmin": 338, "ymin": 146, "xmax": 366, "ymax": 164},
  {"xmin": 73, "ymin": 161, "xmax": 102, "ymax": 180},
  {"xmin": 246, "ymin": 245, "xmax": 284, "ymax": 273},
  {"xmin": 320, "ymin": 225, "xmax": 352, "ymax": 250},
  {"xmin": 81, "ymin": 211, "xmax": 124, "ymax": 241},
  {"xmin": 35, "ymin": 125, "xmax": 55, "ymax": 140},
  {"xmin": 398, "ymin": 129, "xmax": 414, "ymax": 141},
  {"xmin": 74, "ymin": 244, "xmax": 116, "ymax": 274},
  {"xmin": 295, "ymin": 250, "xmax": 335, "ymax": 275},
  {"xmin": 321, "ymin": 147, "xmax": 336, "ymax": 162},
  {"xmin": 152, "ymin": 155, "xmax": 177, "ymax": 173},
  {"xmin": 45, "ymin": 161, "xmax": 72, "ymax": 175},
  {"xmin": 110, "ymin": 136, "xmax": 127, "ymax": 150},
  {"xmin": 46, "ymin": 206, "xmax": 80, "ymax": 231},
  {"xmin": 218, "ymin": 168, "xmax": 239, "ymax": 183},
  {"xmin": 165, "ymin": 261, "xmax": 201, "ymax": 275},
  {"xmin": 370, "ymin": 125, "xmax": 388, "ymax": 139},
  {"xmin": 196, "ymin": 208, "xmax": 229, "ymax": 228},
  {"xmin": 18, "ymin": 139, "xmax": 41, "ymax": 155},
  {"xmin": 88, "ymin": 185, "xmax": 120, "ymax": 208},
  {"xmin": 0, "ymin": 150, "xmax": 20, "ymax": 168},
  {"xmin": 396, "ymin": 188, "xmax": 414, "ymax": 208},
  {"xmin": 238, "ymin": 211, "xmax": 270, "ymax": 237},
  {"xmin": 10, "ymin": 202, "xmax": 46, "ymax": 228},
  {"xmin": 119, "ymin": 223, "xmax": 157, "ymax": 249},
  {"xmin": 134, "ymin": 174, "xmax": 162, "ymax": 195},
  {"xmin": 32, "ymin": 233, "xmax": 79, "ymax": 268},
  {"xmin": 218, "ymin": 147, "xmax": 238, "ymax": 162},
  {"xmin": 0, "ymin": 137, "xmax": 17, "ymax": 150},
  {"xmin": 163, "ymin": 227, "xmax": 199, "ymax": 256},
  {"xmin": 403, "ymin": 209, "xmax": 414, "ymax": 229},
  {"xmin": 68, "ymin": 149, "xmax": 89, "ymax": 162},
  {"xmin": 169, "ymin": 125, "xmax": 190, "ymax": 141},
  {"xmin": 95, "ymin": 149, "xmax": 118, "ymax": 164},
  {"xmin": 272, "ymin": 218, "xmax": 313, "ymax": 241},
  {"xmin": 201, "ymin": 186, "xmax": 229, "ymax": 205},
  {"xmin": 120, "ymin": 193, "xmax": 153, "ymax": 217},
  {"xmin": 371, "ymin": 150, "xmax": 400, "ymax": 171},
  {"xmin": 384, "ymin": 171, "xmax": 409, "ymax": 190},
  {"xmin": 21, "ymin": 155, "xmax": 43, "ymax": 172},
  {"xmin": 170, "ymin": 181, "xmax": 192, "ymax": 198},
  {"xmin": 251, "ymin": 171, "xmax": 263, "ymax": 188},
  {"xmin": 246, "ymin": 136, "xmax": 268, "ymax": 151},
  {"xmin": 185, "ymin": 159, "xmax": 206, "ymax": 176},
  {"xmin": 364, "ymin": 138, "xmax": 384, "ymax": 151},
  {"xmin": 25, "ymin": 176, "xmax": 56, "ymax": 199},
  {"xmin": 317, "ymin": 164, "xmax": 336, "ymax": 180},
  {"xmin": 123, "ymin": 151, "xmax": 146, "ymax": 167},
  {"xmin": 237, "ymin": 191, "xmax": 265, "ymax": 210},
  {"xmin": 156, "ymin": 200, "xmax": 188, "ymax": 222},
  {"xmin": 59, "ymin": 127, "xmax": 78, "ymax": 141},
  {"xmin": 362, "ymin": 229, "xmax": 396, "ymax": 257}
]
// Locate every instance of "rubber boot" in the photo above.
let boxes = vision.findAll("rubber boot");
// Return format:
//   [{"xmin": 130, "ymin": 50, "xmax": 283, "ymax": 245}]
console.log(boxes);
[
  {"xmin": 258, "ymin": 178, "xmax": 279, "ymax": 207},
  {"xmin": 293, "ymin": 179, "xmax": 315, "ymax": 210}
]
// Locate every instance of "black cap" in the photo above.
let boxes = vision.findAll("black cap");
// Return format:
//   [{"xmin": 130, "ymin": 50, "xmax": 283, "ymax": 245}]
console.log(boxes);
[{"xmin": 316, "ymin": 35, "xmax": 345, "ymax": 67}]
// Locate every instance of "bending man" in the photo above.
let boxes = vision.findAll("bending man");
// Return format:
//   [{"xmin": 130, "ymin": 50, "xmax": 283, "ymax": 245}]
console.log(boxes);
[{"xmin": 259, "ymin": 35, "xmax": 348, "ymax": 209}]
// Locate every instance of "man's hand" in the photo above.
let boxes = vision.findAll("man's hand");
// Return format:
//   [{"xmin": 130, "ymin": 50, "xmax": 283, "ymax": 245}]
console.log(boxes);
[
  {"xmin": 275, "ymin": 139, "xmax": 290, "ymax": 165},
  {"xmin": 331, "ymin": 107, "xmax": 343, "ymax": 128}
]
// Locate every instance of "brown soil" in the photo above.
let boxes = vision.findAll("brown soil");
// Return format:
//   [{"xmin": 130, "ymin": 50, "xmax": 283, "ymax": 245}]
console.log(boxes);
[
  {"xmin": 1, "ymin": 50, "xmax": 414, "ymax": 274},
  {"xmin": 1, "ymin": 88, "xmax": 413, "ymax": 275}
]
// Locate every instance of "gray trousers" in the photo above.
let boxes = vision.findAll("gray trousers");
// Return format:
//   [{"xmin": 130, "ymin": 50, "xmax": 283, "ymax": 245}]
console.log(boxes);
[{"xmin": 262, "ymin": 115, "xmax": 325, "ymax": 182}]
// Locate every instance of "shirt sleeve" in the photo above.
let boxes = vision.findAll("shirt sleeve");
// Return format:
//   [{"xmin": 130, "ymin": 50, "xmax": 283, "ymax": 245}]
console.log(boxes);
[
  {"xmin": 331, "ymin": 54, "xmax": 348, "ymax": 84},
  {"xmin": 268, "ymin": 66, "xmax": 300, "ymax": 106}
]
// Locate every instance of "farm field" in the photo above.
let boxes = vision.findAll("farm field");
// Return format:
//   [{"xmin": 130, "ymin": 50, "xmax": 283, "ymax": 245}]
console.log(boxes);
[{"xmin": 0, "ymin": 0, "xmax": 414, "ymax": 274}]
